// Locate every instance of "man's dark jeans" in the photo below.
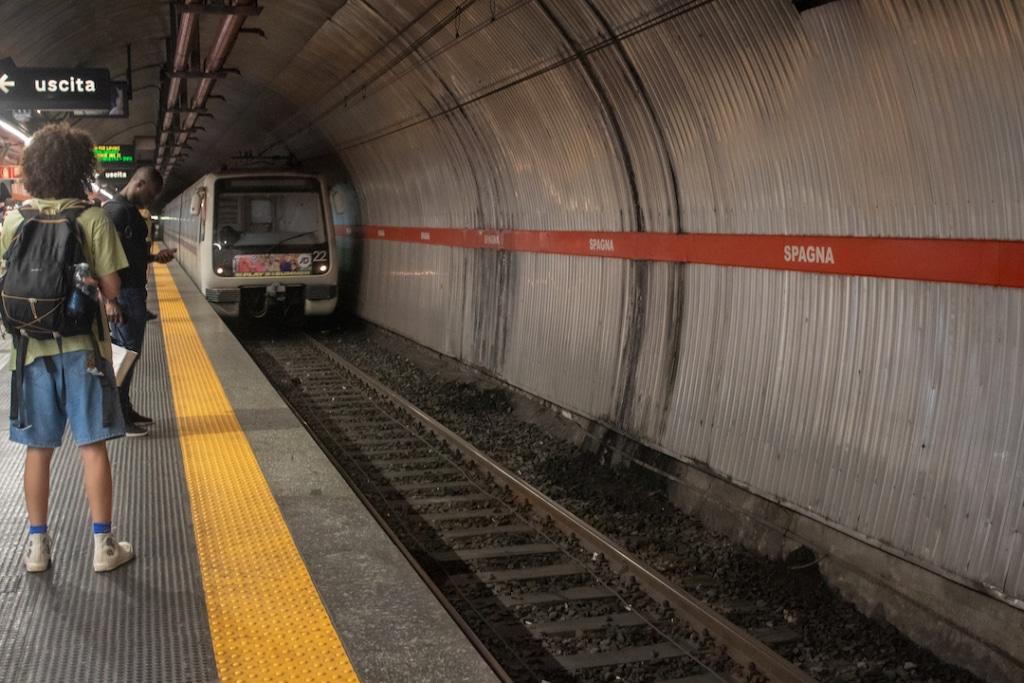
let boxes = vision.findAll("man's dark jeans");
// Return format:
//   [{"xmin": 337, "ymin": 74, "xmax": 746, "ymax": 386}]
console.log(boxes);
[{"xmin": 110, "ymin": 286, "xmax": 147, "ymax": 413}]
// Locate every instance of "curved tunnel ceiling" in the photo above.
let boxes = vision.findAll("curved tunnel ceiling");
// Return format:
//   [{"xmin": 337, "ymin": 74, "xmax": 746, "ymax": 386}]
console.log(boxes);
[{"xmin": 1, "ymin": 0, "xmax": 1017, "ymax": 243}]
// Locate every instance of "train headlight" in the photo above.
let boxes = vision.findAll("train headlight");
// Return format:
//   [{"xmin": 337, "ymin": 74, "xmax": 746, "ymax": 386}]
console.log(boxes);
[
  {"xmin": 216, "ymin": 267, "xmax": 224, "ymax": 275},
  {"xmin": 319, "ymin": 264, "xmax": 328, "ymax": 273}
]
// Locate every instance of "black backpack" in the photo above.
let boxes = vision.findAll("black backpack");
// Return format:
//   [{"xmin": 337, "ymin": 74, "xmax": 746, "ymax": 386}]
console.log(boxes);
[
  {"xmin": 0, "ymin": 206, "xmax": 112, "ymax": 428},
  {"xmin": 0, "ymin": 207, "xmax": 98, "ymax": 338}
]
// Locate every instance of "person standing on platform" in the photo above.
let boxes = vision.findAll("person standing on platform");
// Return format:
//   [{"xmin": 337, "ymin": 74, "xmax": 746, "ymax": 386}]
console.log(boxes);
[
  {"xmin": 0, "ymin": 124, "xmax": 135, "ymax": 572},
  {"xmin": 102, "ymin": 167, "xmax": 176, "ymax": 437}
]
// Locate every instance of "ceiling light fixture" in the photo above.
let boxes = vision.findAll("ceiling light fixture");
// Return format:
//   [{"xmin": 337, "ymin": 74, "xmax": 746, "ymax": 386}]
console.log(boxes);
[
  {"xmin": 0, "ymin": 117, "xmax": 31, "ymax": 144},
  {"xmin": 91, "ymin": 183, "xmax": 114, "ymax": 200}
]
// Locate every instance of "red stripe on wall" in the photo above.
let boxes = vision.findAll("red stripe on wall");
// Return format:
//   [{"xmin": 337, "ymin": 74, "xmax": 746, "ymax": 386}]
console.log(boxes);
[{"xmin": 334, "ymin": 225, "xmax": 1024, "ymax": 289}]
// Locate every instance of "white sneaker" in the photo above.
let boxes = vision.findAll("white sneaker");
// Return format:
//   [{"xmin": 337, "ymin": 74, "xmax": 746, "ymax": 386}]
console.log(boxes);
[
  {"xmin": 24, "ymin": 533, "xmax": 51, "ymax": 572},
  {"xmin": 93, "ymin": 533, "xmax": 135, "ymax": 572}
]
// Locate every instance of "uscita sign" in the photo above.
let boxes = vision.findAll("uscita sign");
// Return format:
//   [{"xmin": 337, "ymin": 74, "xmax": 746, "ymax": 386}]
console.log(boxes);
[
  {"xmin": 34, "ymin": 77, "xmax": 98, "ymax": 93},
  {"xmin": 784, "ymin": 244, "xmax": 835, "ymax": 265},
  {"xmin": 0, "ymin": 61, "xmax": 112, "ymax": 111}
]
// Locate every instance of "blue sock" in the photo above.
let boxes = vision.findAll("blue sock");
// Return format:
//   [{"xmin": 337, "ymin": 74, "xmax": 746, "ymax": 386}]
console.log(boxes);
[
  {"xmin": 93, "ymin": 522, "xmax": 111, "ymax": 535},
  {"xmin": 29, "ymin": 524, "xmax": 47, "ymax": 535}
]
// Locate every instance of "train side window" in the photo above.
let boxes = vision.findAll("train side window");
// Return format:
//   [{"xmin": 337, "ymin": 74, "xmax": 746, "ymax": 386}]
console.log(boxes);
[{"xmin": 197, "ymin": 189, "xmax": 207, "ymax": 242}]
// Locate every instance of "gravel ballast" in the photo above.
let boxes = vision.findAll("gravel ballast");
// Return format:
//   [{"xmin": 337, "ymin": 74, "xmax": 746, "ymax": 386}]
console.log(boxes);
[{"xmin": 308, "ymin": 322, "xmax": 980, "ymax": 683}]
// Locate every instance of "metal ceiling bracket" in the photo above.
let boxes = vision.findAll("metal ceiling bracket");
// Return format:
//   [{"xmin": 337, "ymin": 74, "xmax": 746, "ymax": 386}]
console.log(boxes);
[
  {"xmin": 165, "ymin": 108, "xmax": 213, "ymax": 116},
  {"xmin": 165, "ymin": 69, "xmax": 238, "ymax": 79},
  {"xmin": 177, "ymin": 3, "xmax": 262, "ymax": 16},
  {"xmin": 161, "ymin": 0, "xmax": 259, "ymax": 175}
]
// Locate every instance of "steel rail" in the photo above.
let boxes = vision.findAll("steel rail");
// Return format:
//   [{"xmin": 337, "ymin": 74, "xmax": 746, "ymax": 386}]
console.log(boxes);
[{"xmin": 305, "ymin": 333, "xmax": 816, "ymax": 683}]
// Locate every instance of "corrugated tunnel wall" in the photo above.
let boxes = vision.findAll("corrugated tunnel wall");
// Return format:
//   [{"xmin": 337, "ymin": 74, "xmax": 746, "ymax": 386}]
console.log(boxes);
[{"xmin": 323, "ymin": 0, "xmax": 1024, "ymax": 611}]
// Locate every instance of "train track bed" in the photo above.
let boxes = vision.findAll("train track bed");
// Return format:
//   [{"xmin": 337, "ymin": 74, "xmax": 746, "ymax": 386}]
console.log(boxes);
[
  {"xmin": 283, "ymin": 324, "xmax": 982, "ymax": 683},
  {"xmin": 243, "ymin": 333, "xmax": 804, "ymax": 683}
]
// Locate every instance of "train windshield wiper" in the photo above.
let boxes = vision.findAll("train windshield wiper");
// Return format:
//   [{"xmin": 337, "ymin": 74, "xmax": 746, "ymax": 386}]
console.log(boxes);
[{"xmin": 271, "ymin": 231, "xmax": 319, "ymax": 247}]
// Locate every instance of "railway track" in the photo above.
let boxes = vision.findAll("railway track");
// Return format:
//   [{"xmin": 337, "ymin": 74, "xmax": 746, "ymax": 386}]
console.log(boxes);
[{"xmin": 243, "ymin": 332, "xmax": 815, "ymax": 683}]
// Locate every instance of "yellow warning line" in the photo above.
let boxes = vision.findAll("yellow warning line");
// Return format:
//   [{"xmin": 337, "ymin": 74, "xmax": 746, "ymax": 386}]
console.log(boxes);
[{"xmin": 154, "ymin": 263, "xmax": 360, "ymax": 682}]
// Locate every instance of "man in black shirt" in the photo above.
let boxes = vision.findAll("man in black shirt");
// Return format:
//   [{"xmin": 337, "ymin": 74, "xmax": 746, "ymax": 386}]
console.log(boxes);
[{"xmin": 103, "ymin": 167, "xmax": 176, "ymax": 436}]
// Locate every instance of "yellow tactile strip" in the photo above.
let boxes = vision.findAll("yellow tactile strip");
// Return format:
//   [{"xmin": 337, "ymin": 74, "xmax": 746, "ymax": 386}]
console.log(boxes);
[{"xmin": 154, "ymin": 264, "xmax": 360, "ymax": 682}]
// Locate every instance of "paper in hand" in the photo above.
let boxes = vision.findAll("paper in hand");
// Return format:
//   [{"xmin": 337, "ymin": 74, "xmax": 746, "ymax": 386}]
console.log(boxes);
[{"xmin": 110, "ymin": 343, "xmax": 138, "ymax": 387}]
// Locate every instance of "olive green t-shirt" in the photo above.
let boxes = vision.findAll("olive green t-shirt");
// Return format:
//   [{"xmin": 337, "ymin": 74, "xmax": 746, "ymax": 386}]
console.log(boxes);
[{"xmin": 1, "ymin": 198, "xmax": 129, "ymax": 368}]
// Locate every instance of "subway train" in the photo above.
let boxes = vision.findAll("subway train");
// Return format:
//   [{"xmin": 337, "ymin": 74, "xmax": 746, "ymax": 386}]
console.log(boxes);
[{"xmin": 160, "ymin": 171, "xmax": 338, "ymax": 320}]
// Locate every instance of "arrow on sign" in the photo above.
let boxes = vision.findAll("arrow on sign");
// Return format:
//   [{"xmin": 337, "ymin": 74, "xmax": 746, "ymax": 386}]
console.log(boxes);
[{"xmin": 0, "ymin": 73, "xmax": 14, "ymax": 94}]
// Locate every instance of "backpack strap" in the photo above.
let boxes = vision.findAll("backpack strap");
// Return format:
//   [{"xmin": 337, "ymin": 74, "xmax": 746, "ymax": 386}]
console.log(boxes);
[
  {"xmin": 59, "ymin": 206, "xmax": 87, "ymax": 222},
  {"xmin": 5, "ymin": 208, "xmax": 40, "ymax": 253},
  {"xmin": 86, "ymin": 333, "xmax": 116, "ymax": 428},
  {"xmin": 9, "ymin": 333, "xmax": 29, "ymax": 429},
  {"xmin": 54, "ymin": 336, "xmax": 65, "ymax": 405}
]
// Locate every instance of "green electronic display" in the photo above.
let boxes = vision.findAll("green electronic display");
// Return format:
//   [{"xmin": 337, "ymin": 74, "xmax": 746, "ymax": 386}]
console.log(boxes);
[{"xmin": 94, "ymin": 145, "xmax": 134, "ymax": 165}]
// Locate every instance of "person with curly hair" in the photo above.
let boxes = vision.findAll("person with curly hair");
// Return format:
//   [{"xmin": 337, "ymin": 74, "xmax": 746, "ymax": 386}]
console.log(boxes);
[{"xmin": 0, "ymin": 123, "xmax": 135, "ymax": 572}]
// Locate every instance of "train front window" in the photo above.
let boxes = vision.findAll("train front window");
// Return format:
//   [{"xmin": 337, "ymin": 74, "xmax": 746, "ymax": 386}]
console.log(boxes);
[{"xmin": 212, "ymin": 177, "xmax": 330, "ymax": 276}]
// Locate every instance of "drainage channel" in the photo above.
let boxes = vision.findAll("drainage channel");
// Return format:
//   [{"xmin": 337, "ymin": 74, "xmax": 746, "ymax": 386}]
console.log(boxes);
[{"xmin": 242, "ymin": 332, "xmax": 815, "ymax": 683}]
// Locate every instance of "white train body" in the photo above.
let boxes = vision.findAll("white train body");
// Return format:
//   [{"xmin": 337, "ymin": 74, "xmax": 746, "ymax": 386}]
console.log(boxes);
[{"xmin": 161, "ymin": 172, "xmax": 338, "ymax": 318}]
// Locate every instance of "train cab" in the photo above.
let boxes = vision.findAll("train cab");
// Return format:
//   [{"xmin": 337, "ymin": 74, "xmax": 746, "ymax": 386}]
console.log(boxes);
[{"xmin": 162, "ymin": 172, "xmax": 338, "ymax": 320}]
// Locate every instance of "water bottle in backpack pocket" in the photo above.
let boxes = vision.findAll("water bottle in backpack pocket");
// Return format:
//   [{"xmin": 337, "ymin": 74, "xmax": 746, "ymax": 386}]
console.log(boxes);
[{"xmin": 66, "ymin": 262, "xmax": 100, "ymax": 329}]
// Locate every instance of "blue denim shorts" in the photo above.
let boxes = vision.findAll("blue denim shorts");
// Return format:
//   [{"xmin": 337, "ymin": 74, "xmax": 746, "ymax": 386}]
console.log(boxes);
[
  {"xmin": 111, "ymin": 286, "xmax": 147, "ymax": 353},
  {"xmin": 9, "ymin": 350, "xmax": 126, "ymax": 448}
]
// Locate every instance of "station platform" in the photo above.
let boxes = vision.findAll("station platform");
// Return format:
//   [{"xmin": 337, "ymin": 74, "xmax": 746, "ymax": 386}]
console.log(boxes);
[{"xmin": 0, "ymin": 261, "xmax": 501, "ymax": 683}]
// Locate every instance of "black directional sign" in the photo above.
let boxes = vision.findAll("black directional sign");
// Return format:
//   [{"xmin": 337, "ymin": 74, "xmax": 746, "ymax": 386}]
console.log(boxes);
[
  {"xmin": 0, "ymin": 59, "xmax": 112, "ymax": 111},
  {"xmin": 94, "ymin": 145, "xmax": 136, "ymax": 192}
]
